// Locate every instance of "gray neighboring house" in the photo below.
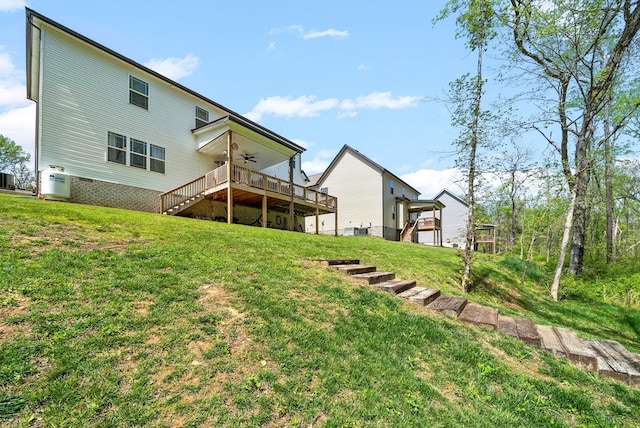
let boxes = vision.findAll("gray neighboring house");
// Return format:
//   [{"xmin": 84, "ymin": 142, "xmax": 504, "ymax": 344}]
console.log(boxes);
[{"xmin": 419, "ymin": 189, "xmax": 468, "ymax": 248}]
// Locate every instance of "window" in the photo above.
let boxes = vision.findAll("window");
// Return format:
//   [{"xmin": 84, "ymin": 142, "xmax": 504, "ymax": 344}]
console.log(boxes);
[
  {"xmin": 320, "ymin": 187, "xmax": 328, "ymax": 194},
  {"xmin": 390, "ymin": 180, "xmax": 394, "ymax": 195},
  {"xmin": 107, "ymin": 132, "xmax": 165, "ymax": 174},
  {"xmin": 150, "ymin": 144, "xmax": 166, "ymax": 173},
  {"xmin": 402, "ymin": 187, "xmax": 406, "ymax": 197},
  {"xmin": 130, "ymin": 139, "xmax": 147, "ymax": 169},
  {"xmin": 107, "ymin": 132, "xmax": 126, "ymax": 164},
  {"xmin": 195, "ymin": 106, "xmax": 209, "ymax": 128},
  {"xmin": 129, "ymin": 76, "xmax": 149, "ymax": 109}
]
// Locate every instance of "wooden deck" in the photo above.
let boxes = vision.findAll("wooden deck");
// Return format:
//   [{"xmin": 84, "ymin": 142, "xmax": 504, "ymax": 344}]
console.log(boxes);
[{"xmin": 160, "ymin": 164, "xmax": 337, "ymax": 221}]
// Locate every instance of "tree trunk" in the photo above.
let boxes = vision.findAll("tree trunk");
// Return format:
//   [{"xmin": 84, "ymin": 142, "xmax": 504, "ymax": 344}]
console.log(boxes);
[
  {"xmin": 603, "ymin": 93, "xmax": 614, "ymax": 263},
  {"xmin": 551, "ymin": 186, "xmax": 578, "ymax": 301}
]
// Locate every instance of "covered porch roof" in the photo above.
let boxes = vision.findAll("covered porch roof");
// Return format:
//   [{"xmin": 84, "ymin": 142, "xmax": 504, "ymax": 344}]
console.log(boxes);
[
  {"xmin": 407, "ymin": 199, "xmax": 446, "ymax": 213},
  {"xmin": 193, "ymin": 115, "xmax": 304, "ymax": 171}
]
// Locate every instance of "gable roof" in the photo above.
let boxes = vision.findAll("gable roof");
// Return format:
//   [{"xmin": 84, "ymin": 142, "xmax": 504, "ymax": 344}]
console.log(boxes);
[
  {"xmin": 311, "ymin": 145, "xmax": 421, "ymax": 196},
  {"xmin": 433, "ymin": 188, "xmax": 468, "ymax": 207},
  {"xmin": 25, "ymin": 7, "xmax": 303, "ymax": 154}
]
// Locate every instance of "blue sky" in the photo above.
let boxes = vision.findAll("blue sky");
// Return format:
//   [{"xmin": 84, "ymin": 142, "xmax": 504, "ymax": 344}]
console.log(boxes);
[{"xmin": 0, "ymin": 0, "xmax": 481, "ymax": 197}]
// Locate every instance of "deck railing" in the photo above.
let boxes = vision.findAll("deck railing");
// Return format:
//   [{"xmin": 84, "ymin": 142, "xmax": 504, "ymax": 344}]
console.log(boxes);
[
  {"xmin": 161, "ymin": 164, "xmax": 337, "ymax": 213},
  {"xmin": 416, "ymin": 217, "xmax": 441, "ymax": 230}
]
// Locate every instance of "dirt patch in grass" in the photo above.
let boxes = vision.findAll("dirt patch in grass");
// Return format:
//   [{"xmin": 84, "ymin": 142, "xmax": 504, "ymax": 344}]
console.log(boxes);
[{"xmin": 0, "ymin": 295, "xmax": 31, "ymax": 344}]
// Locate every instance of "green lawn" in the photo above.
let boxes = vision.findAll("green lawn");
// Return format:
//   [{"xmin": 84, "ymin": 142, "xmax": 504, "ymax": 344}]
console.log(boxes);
[{"xmin": 1, "ymin": 193, "xmax": 639, "ymax": 427}]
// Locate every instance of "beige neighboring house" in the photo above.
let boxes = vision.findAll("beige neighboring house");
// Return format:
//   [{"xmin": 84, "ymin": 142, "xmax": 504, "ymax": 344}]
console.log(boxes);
[
  {"xmin": 306, "ymin": 145, "xmax": 444, "ymax": 242},
  {"xmin": 25, "ymin": 8, "xmax": 336, "ymax": 232}
]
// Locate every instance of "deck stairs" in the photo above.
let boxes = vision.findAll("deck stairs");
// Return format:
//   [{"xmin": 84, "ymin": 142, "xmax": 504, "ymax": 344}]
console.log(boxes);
[{"xmin": 322, "ymin": 259, "xmax": 640, "ymax": 388}]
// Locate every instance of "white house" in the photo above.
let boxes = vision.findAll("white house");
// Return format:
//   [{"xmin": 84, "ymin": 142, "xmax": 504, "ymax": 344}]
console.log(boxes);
[
  {"xmin": 306, "ymin": 145, "xmax": 444, "ymax": 242},
  {"xmin": 25, "ymin": 8, "xmax": 336, "ymax": 232}
]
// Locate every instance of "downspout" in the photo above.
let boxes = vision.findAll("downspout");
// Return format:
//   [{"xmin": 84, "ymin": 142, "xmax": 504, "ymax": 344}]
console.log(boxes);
[{"xmin": 26, "ymin": 12, "xmax": 42, "ymax": 196}]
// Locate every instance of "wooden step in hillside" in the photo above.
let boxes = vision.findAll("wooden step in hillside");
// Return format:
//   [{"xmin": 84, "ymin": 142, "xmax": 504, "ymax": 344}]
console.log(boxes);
[
  {"xmin": 427, "ymin": 295, "xmax": 468, "ymax": 318},
  {"xmin": 585, "ymin": 339, "xmax": 640, "ymax": 387},
  {"xmin": 373, "ymin": 279, "xmax": 416, "ymax": 294},
  {"xmin": 408, "ymin": 288, "xmax": 441, "ymax": 306},
  {"xmin": 333, "ymin": 264, "xmax": 377, "ymax": 275},
  {"xmin": 322, "ymin": 259, "xmax": 360, "ymax": 266},
  {"xmin": 351, "ymin": 271, "xmax": 396, "ymax": 285},
  {"xmin": 497, "ymin": 316, "xmax": 541, "ymax": 347},
  {"xmin": 458, "ymin": 303, "xmax": 498, "ymax": 330}
]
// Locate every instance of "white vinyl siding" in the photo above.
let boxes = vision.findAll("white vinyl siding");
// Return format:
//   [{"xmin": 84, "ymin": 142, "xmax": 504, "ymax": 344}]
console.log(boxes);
[
  {"xmin": 37, "ymin": 24, "xmax": 230, "ymax": 192},
  {"xmin": 315, "ymin": 150, "xmax": 382, "ymax": 236}
]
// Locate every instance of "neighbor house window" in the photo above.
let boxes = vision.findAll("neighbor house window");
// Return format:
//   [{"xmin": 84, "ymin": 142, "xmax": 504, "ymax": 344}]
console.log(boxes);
[
  {"xmin": 107, "ymin": 132, "xmax": 126, "ymax": 164},
  {"xmin": 390, "ymin": 180, "xmax": 395, "ymax": 195},
  {"xmin": 195, "ymin": 106, "xmax": 209, "ymax": 128},
  {"xmin": 320, "ymin": 187, "xmax": 328, "ymax": 194},
  {"xmin": 402, "ymin": 187, "xmax": 406, "ymax": 197},
  {"xmin": 130, "ymin": 138, "xmax": 147, "ymax": 169},
  {"xmin": 129, "ymin": 76, "xmax": 149, "ymax": 109},
  {"xmin": 150, "ymin": 144, "xmax": 166, "ymax": 173}
]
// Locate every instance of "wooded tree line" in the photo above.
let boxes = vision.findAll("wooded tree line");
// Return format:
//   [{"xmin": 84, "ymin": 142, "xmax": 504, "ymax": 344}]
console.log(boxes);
[{"xmin": 438, "ymin": 0, "xmax": 640, "ymax": 300}]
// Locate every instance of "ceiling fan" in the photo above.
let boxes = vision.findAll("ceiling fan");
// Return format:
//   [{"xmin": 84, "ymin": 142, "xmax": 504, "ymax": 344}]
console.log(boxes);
[{"xmin": 239, "ymin": 153, "xmax": 257, "ymax": 163}]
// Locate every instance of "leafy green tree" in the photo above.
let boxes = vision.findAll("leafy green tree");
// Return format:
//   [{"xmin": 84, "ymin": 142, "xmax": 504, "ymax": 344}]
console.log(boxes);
[
  {"xmin": 507, "ymin": 0, "xmax": 640, "ymax": 300},
  {"xmin": 436, "ymin": 0, "xmax": 501, "ymax": 292},
  {"xmin": 0, "ymin": 134, "xmax": 32, "ymax": 189}
]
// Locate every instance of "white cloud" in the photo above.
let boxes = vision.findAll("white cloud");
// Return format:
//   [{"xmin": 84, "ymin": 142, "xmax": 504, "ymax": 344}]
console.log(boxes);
[
  {"xmin": 268, "ymin": 41, "xmax": 276, "ymax": 51},
  {"xmin": 341, "ymin": 92, "xmax": 423, "ymax": 111},
  {"xmin": 0, "ymin": 104, "xmax": 36, "ymax": 160},
  {"xmin": 0, "ymin": 0, "xmax": 25, "ymax": 12},
  {"xmin": 245, "ymin": 95, "xmax": 339, "ymax": 122},
  {"xmin": 303, "ymin": 29, "xmax": 349, "ymax": 40},
  {"xmin": 358, "ymin": 64, "xmax": 370, "ymax": 71},
  {"xmin": 301, "ymin": 149, "xmax": 336, "ymax": 175},
  {"xmin": 246, "ymin": 92, "xmax": 422, "ymax": 122},
  {"xmin": 0, "ymin": 47, "xmax": 27, "ymax": 107},
  {"xmin": 269, "ymin": 25, "xmax": 349, "ymax": 40},
  {"xmin": 400, "ymin": 168, "xmax": 463, "ymax": 199},
  {"xmin": 144, "ymin": 53, "xmax": 199, "ymax": 81}
]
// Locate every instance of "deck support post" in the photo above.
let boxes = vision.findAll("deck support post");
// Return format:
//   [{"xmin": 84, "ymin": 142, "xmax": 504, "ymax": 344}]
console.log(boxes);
[
  {"xmin": 334, "ymin": 199, "xmax": 338, "ymax": 236},
  {"xmin": 226, "ymin": 131, "xmax": 234, "ymax": 225},
  {"xmin": 262, "ymin": 194, "xmax": 267, "ymax": 228},
  {"xmin": 439, "ymin": 206, "xmax": 443, "ymax": 246},
  {"xmin": 315, "ymin": 193, "xmax": 319, "ymax": 235},
  {"xmin": 289, "ymin": 156, "xmax": 294, "ymax": 231}
]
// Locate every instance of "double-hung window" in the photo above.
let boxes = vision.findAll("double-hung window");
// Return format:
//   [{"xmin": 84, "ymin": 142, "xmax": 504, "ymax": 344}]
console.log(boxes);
[
  {"xmin": 107, "ymin": 132, "xmax": 126, "ymax": 164},
  {"xmin": 390, "ymin": 180, "xmax": 395, "ymax": 195},
  {"xmin": 129, "ymin": 76, "xmax": 149, "ymax": 109},
  {"xmin": 195, "ymin": 106, "xmax": 209, "ymax": 128},
  {"xmin": 150, "ymin": 144, "xmax": 166, "ymax": 173},
  {"xmin": 130, "ymin": 139, "xmax": 147, "ymax": 169}
]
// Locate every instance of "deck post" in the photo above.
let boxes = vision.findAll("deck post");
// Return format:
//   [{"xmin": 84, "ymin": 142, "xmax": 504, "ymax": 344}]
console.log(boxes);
[
  {"xmin": 315, "ymin": 191, "xmax": 319, "ymax": 235},
  {"xmin": 262, "ymin": 194, "xmax": 267, "ymax": 228},
  {"xmin": 439, "ymin": 205, "xmax": 443, "ymax": 246},
  {"xmin": 289, "ymin": 156, "xmax": 294, "ymax": 231},
  {"xmin": 226, "ymin": 132, "xmax": 234, "ymax": 225},
  {"xmin": 334, "ymin": 199, "xmax": 338, "ymax": 236}
]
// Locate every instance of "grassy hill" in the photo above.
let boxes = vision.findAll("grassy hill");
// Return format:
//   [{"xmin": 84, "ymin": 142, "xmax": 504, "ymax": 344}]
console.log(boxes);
[{"xmin": 1, "ymin": 192, "xmax": 639, "ymax": 427}]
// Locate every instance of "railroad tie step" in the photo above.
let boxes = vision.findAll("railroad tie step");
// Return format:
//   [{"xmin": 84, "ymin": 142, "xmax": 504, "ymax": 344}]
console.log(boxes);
[
  {"xmin": 408, "ymin": 288, "xmax": 441, "ymax": 306},
  {"xmin": 332, "ymin": 264, "xmax": 377, "ymax": 275},
  {"xmin": 373, "ymin": 279, "xmax": 416, "ymax": 294},
  {"xmin": 322, "ymin": 259, "xmax": 360, "ymax": 266},
  {"xmin": 427, "ymin": 295, "xmax": 468, "ymax": 318},
  {"xmin": 497, "ymin": 316, "xmax": 541, "ymax": 347},
  {"xmin": 458, "ymin": 303, "xmax": 498, "ymax": 330},
  {"xmin": 397, "ymin": 286, "xmax": 427, "ymax": 299},
  {"xmin": 350, "ymin": 271, "xmax": 395, "ymax": 285},
  {"xmin": 585, "ymin": 339, "xmax": 640, "ymax": 387}
]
